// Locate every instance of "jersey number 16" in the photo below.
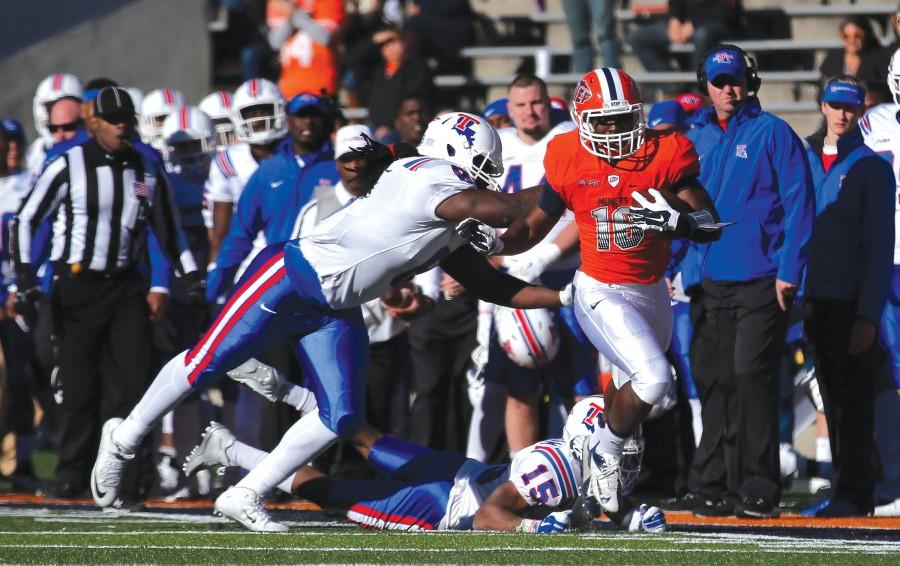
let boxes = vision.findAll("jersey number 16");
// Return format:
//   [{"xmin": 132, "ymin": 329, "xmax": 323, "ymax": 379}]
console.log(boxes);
[{"xmin": 591, "ymin": 206, "xmax": 644, "ymax": 251}]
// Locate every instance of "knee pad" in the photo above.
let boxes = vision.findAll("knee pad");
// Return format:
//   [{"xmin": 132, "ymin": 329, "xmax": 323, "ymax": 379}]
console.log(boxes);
[{"xmin": 630, "ymin": 357, "xmax": 673, "ymax": 406}]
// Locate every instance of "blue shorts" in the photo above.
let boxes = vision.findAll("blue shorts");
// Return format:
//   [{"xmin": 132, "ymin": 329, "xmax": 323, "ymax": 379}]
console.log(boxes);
[{"xmin": 184, "ymin": 242, "xmax": 369, "ymax": 437}]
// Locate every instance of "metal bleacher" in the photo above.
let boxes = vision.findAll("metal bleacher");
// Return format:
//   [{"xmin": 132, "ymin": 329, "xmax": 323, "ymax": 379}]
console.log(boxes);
[{"xmin": 452, "ymin": 0, "xmax": 897, "ymax": 133}]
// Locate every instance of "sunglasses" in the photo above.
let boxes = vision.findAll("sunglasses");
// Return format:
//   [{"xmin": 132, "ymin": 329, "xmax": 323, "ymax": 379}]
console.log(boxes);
[
  {"xmin": 100, "ymin": 113, "xmax": 136, "ymax": 126},
  {"xmin": 48, "ymin": 120, "xmax": 82, "ymax": 133}
]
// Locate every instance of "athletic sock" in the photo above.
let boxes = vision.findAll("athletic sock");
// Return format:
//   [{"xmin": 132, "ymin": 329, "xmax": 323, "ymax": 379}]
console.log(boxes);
[
  {"xmin": 227, "ymin": 439, "xmax": 293, "ymax": 495},
  {"xmin": 590, "ymin": 423, "xmax": 628, "ymax": 457},
  {"xmin": 114, "ymin": 351, "xmax": 194, "ymax": 452},
  {"xmin": 236, "ymin": 410, "xmax": 336, "ymax": 496},
  {"xmin": 280, "ymin": 382, "xmax": 317, "ymax": 413}
]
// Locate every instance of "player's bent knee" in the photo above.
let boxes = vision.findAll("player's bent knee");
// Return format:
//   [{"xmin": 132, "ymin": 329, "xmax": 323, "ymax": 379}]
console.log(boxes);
[
  {"xmin": 323, "ymin": 411, "xmax": 365, "ymax": 439},
  {"xmin": 631, "ymin": 358, "xmax": 673, "ymax": 406}
]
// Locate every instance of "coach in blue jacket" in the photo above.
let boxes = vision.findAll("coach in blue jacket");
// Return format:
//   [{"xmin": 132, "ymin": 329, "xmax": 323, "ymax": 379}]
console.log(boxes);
[
  {"xmin": 682, "ymin": 45, "xmax": 815, "ymax": 519},
  {"xmin": 803, "ymin": 77, "xmax": 894, "ymax": 517}
]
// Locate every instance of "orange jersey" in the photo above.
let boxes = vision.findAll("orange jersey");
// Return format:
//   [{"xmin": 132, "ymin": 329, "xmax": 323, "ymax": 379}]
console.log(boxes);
[
  {"xmin": 268, "ymin": 0, "xmax": 344, "ymax": 97},
  {"xmin": 544, "ymin": 130, "xmax": 700, "ymax": 284}
]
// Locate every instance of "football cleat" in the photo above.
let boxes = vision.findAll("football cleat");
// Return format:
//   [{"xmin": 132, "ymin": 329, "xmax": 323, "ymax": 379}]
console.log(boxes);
[
  {"xmin": 227, "ymin": 358, "xmax": 284, "ymax": 403},
  {"xmin": 215, "ymin": 486, "xmax": 288, "ymax": 532},
  {"xmin": 91, "ymin": 418, "xmax": 134, "ymax": 508},
  {"xmin": 589, "ymin": 450, "xmax": 622, "ymax": 514},
  {"xmin": 183, "ymin": 421, "xmax": 237, "ymax": 477}
]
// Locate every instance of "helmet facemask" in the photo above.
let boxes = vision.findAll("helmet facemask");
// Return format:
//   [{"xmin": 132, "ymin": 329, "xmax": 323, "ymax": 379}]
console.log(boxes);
[
  {"xmin": 235, "ymin": 102, "xmax": 286, "ymax": 145},
  {"xmin": 889, "ymin": 50, "xmax": 900, "ymax": 105},
  {"xmin": 468, "ymin": 151, "xmax": 503, "ymax": 191},
  {"xmin": 168, "ymin": 139, "xmax": 214, "ymax": 178},
  {"xmin": 572, "ymin": 101, "xmax": 645, "ymax": 160}
]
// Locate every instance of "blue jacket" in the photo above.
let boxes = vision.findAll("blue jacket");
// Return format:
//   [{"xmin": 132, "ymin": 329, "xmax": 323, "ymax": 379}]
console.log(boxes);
[
  {"xmin": 206, "ymin": 139, "xmax": 336, "ymax": 300},
  {"xmin": 803, "ymin": 128, "xmax": 895, "ymax": 323},
  {"xmin": 683, "ymin": 98, "xmax": 815, "ymax": 290}
]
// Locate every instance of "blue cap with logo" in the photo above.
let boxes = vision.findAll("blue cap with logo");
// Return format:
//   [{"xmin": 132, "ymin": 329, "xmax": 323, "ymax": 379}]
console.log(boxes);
[
  {"xmin": 704, "ymin": 47, "xmax": 747, "ymax": 83},
  {"xmin": 647, "ymin": 100, "xmax": 686, "ymax": 128},
  {"xmin": 821, "ymin": 80, "xmax": 865, "ymax": 106},
  {"xmin": 483, "ymin": 98, "xmax": 509, "ymax": 119},
  {"xmin": 1, "ymin": 118, "xmax": 25, "ymax": 140},
  {"xmin": 287, "ymin": 92, "xmax": 329, "ymax": 116}
]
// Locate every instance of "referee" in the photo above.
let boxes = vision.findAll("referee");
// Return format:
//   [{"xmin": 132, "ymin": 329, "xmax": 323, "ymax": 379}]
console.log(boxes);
[{"xmin": 12, "ymin": 86, "xmax": 201, "ymax": 499}]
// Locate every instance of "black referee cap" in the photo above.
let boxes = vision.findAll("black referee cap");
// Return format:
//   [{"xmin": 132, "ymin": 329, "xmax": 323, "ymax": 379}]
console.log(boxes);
[{"xmin": 93, "ymin": 86, "xmax": 136, "ymax": 124}]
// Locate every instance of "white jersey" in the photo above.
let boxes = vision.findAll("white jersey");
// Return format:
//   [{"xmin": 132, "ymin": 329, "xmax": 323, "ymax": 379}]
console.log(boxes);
[
  {"xmin": 204, "ymin": 142, "xmax": 261, "ymax": 229},
  {"xmin": 440, "ymin": 460, "xmax": 509, "ymax": 530},
  {"xmin": 298, "ymin": 155, "xmax": 471, "ymax": 310},
  {"xmin": 860, "ymin": 103, "xmax": 900, "ymax": 264},
  {"xmin": 497, "ymin": 122, "xmax": 579, "ymax": 272},
  {"xmin": 0, "ymin": 171, "xmax": 33, "ymax": 288}
]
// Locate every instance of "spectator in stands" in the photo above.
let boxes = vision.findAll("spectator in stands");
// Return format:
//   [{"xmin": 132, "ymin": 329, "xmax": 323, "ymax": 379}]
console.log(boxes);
[
  {"xmin": 365, "ymin": 25, "xmax": 434, "ymax": 139},
  {"xmin": 803, "ymin": 76, "xmax": 894, "ymax": 517},
  {"xmin": 483, "ymin": 98, "xmax": 512, "ymax": 130},
  {"xmin": 340, "ymin": 0, "xmax": 390, "ymax": 108},
  {"xmin": 858, "ymin": 5, "xmax": 900, "ymax": 85},
  {"xmin": 267, "ymin": 0, "xmax": 345, "ymax": 98},
  {"xmin": 682, "ymin": 45, "xmax": 814, "ymax": 519},
  {"xmin": 819, "ymin": 16, "xmax": 881, "ymax": 79},
  {"xmin": 403, "ymin": 0, "xmax": 475, "ymax": 68},
  {"xmin": 628, "ymin": 0, "xmax": 742, "ymax": 72},
  {"xmin": 562, "ymin": 0, "xmax": 620, "ymax": 72},
  {"xmin": 392, "ymin": 95, "xmax": 433, "ymax": 145},
  {"xmin": 1, "ymin": 119, "xmax": 25, "ymax": 172}
]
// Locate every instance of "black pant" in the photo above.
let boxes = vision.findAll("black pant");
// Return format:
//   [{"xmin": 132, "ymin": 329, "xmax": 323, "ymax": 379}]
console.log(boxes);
[
  {"xmin": 805, "ymin": 299, "xmax": 882, "ymax": 513},
  {"xmin": 408, "ymin": 293, "xmax": 476, "ymax": 452},
  {"xmin": 52, "ymin": 274, "xmax": 153, "ymax": 491},
  {"xmin": 688, "ymin": 277, "xmax": 787, "ymax": 504}
]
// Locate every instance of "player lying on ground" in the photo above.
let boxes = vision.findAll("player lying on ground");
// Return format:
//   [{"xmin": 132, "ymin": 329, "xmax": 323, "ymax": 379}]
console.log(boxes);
[
  {"xmin": 182, "ymin": 382, "xmax": 666, "ymax": 533},
  {"xmin": 490, "ymin": 68, "xmax": 724, "ymax": 518},
  {"xmin": 92, "ymin": 113, "xmax": 573, "ymax": 530}
]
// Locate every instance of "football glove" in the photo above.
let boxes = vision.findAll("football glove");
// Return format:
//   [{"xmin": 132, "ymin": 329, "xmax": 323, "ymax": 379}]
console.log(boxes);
[
  {"xmin": 622, "ymin": 504, "xmax": 667, "ymax": 533},
  {"xmin": 629, "ymin": 189, "xmax": 681, "ymax": 233},
  {"xmin": 505, "ymin": 243, "xmax": 562, "ymax": 283},
  {"xmin": 13, "ymin": 266, "xmax": 42, "ymax": 319},
  {"xmin": 456, "ymin": 218, "xmax": 503, "ymax": 255},
  {"xmin": 559, "ymin": 282, "xmax": 574, "ymax": 307},
  {"xmin": 183, "ymin": 271, "xmax": 207, "ymax": 306},
  {"xmin": 520, "ymin": 510, "xmax": 572, "ymax": 534}
]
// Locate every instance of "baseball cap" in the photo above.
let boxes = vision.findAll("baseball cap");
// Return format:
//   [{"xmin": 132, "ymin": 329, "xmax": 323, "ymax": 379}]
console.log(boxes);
[
  {"xmin": 483, "ymin": 98, "xmax": 509, "ymax": 119},
  {"xmin": 83, "ymin": 78, "xmax": 119, "ymax": 102},
  {"xmin": 334, "ymin": 124, "xmax": 372, "ymax": 159},
  {"xmin": 93, "ymin": 86, "xmax": 136, "ymax": 124},
  {"xmin": 675, "ymin": 92, "xmax": 703, "ymax": 114},
  {"xmin": 821, "ymin": 80, "xmax": 865, "ymax": 106},
  {"xmin": 287, "ymin": 92, "xmax": 329, "ymax": 116},
  {"xmin": 1, "ymin": 118, "xmax": 25, "ymax": 140},
  {"xmin": 704, "ymin": 47, "xmax": 747, "ymax": 84},
  {"xmin": 647, "ymin": 100, "xmax": 686, "ymax": 128}
]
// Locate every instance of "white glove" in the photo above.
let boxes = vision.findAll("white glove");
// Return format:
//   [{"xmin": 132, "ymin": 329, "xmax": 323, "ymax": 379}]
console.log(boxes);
[
  {"xmin": 506, "ymin": 244, "xmax": 562, "ymax": 283},
  {"xmin": 519, "ymin": 510, "xmax": 572, "ymax": 533},
  {"xmin": 466, "ymin": 343, "xmax": 489, "ymax": 406},
  {"xmin": 559, "ymin": 282, "xmax": 574, "ymax": 307},
  {"xmin": 456, "ymin": 218, "xmax": 504, "ymax": 255},
  {"xmin": 623, "ymin": 504, "xmax": 667, "ymax": 533},
  {"xmin": 629, "ymin": 189, "xmax": 681, "ymax": 233}
]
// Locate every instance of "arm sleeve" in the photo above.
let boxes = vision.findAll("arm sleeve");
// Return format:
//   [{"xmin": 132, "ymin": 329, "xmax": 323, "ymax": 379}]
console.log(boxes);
[
  {"xmin": 147, "ymin": 224, "xmax": 173, "ymax": 293},
  {"xmin": 538, "ymin": 185, "xmax": 566, "ymax": 216},
  {"xmin": 855, "ymin": 157, "xmax": 896, "ymax": 323},
  {"xmin": 13, "ymin": 155, "xmax": 68, "ymax": 267},
  {"xmin": 149, "ymin": 167, "xmax": 198, "ymax": 276},
  {"xmin": 772, "ymin": 124, "xmax": 815, "ymax": 284},
  {"xmin": 664, "ymin": 134, "xmax": 701, "ymax": 189}
]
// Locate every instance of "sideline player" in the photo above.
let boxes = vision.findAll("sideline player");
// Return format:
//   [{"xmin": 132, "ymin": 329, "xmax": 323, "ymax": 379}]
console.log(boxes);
[
  {"xmin": 182, "ymin": 392, "xmax": 665, "ymax": 533},
  {"xmin": 91, "ymin": 113, "xmax": 572, "ymax": 529},
  {"xmin": 496, "ymin": 68, "xmax": 722, "ymax": 516}
]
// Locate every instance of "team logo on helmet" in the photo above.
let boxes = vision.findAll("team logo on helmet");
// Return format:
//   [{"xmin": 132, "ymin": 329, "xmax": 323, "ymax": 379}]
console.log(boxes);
[
  {"xmin": 452, "ymin": 114, "xmax": 479, "ymax": 146},
  {"xmin": 573, "ymin": 80, "xmax": 593, "ymax": 105}
]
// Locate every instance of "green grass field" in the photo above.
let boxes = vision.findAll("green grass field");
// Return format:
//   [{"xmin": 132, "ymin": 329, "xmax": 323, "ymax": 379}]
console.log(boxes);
[{"xmin": 0, "ymin": 510, "xmax": 898, "ymax": 565}]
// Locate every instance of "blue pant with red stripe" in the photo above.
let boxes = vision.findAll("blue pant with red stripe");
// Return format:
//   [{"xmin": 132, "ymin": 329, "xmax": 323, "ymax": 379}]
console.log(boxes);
[{"xmin": 184, "ymin": 242, "xmax": 369, "ymax": 437}]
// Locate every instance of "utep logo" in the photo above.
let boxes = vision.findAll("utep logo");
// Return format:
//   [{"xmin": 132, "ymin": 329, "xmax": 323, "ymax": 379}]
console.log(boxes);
[
  {"xmin": 607, "ymin": 174, "xmax": 620, "ymax": 187},
  {"xmin": 452, "ymin": 114, "xmax": 480, "ymax": 147},
  {"xmin": 735, "ymin": 144, "xmax": 748, "ymax": 159},
  {"xmin": 573, "ymin": 80, "xmax": 592, "ymax": 105},
  {"xmin": 712, "ymin": 51, "xmax": 735, "ymax": 65}
]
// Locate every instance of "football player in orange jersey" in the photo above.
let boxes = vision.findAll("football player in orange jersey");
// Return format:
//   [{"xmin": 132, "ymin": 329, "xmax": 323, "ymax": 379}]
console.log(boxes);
[{"xmin": 494, "ymin": 68, "xmax": 723, "ymax": 516}]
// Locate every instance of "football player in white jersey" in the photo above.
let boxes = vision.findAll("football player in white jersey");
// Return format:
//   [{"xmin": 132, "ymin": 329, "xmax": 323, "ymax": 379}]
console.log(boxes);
[
  {"xmin": 467, "ymin": 75, "xmax": 590, "ymax": 462},
  {"xmin": 205, "ymin": 79, "xmax": 285, "ymax": 263},
  {"xmin": 25, "ymin": 73, "xmax": 83, "ymax": 179},
  {"xmin": 199, "ymin": 91, "xmax": 237, "ymax": 152},
  {"xmin": 139, "ymin": 88, "xmax": 187, "ymax": 153},
  {"xmin": 860, "ymin": 46, "xmax": 900, "ymax": 517},
  {"xmin": 92, "ymin": 112, "xmax": 574, "ymax": 531}
]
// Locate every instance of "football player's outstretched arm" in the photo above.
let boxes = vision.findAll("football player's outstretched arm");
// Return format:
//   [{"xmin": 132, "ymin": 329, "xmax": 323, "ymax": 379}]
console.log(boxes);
[
  {"xmin": 440, "ymin": 246, "xmax": 566, "ymax": 309},
  {"xmin": 497, "ymin": 184, "xmax": 566, "ymax": 256},
  {"xmin": 435, "ymin": 185, "xmax": 543, "ymax": 227},
  {"xmin": 473, "ymin": 482, "xmax": 531, "ymax": 532}
]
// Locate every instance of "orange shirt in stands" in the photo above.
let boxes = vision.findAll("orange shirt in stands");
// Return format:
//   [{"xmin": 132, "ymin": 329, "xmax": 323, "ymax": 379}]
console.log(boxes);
[
  {"xmin": 543, "ymin": 129, "xmax": 699, "ymax": 284},
  {"xmin": 268, "ymin": 0, "xmax": 344, "ymax": 98}
]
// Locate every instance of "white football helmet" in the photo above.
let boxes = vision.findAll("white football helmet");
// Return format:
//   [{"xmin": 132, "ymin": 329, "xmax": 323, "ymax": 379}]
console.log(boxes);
[
  {"xmin": 888, "ymin": 47, "xmax": 900, "ymax": 104},
  {"xmin": 199, "ymin": 91, "xmax": 236, "ymax": 150},
  {"xmin": 162, "ymin": 106, "xmax": 216, "ymax": 178},
  {"xmin": 570, "ymin": 68, "xmax": 645, "ymax": 159},
  {"xmin": 33, "ymin": 73, "xmax": 83, "ymax": 144},
  {"xmin": 563, "ymin": 396, "xmax": 644, "ymax": 495},
  {"xmin": 232, "ymin": 78, "xmax": 287, "ymax": 145},
  {"xmin": 140, "ymin": 88, "xmax": 187, "ymax": 150},
  {"xmin": 417, "ymin": 111, "xmax": 503, "ymax": 190},
  {"xmin": 125, "ymin": 87, "xmax": 145, "ymax": 119},
  {"xmin": 493, "ymin": 306, "xmax": 560, "ymax": 368}
]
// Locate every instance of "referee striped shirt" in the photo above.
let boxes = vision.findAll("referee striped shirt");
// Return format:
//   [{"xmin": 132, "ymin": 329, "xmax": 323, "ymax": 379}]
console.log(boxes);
[{"xmin": 13, "ymin": 138, "xmax": 197, "ymax": 276}]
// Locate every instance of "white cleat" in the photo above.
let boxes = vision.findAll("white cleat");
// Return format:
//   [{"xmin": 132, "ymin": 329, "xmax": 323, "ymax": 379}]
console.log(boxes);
[
  {"xmin": 227, "ymin": 358, "xmax": 284, "ymax": 403},
  {"xmin": 91, "ymin": 418, "xmax": 134, "ymax": 508},
  {"xmin": 215, "ymin": 487, "xmax": 288, "ymax": 532},
  {"xmin": 183, "ymin": 421, "xmax": 237, "ymax": 477},
  {"xmin": 589, "ymin": 450, "xmax": 622, "ymax": 514},
  {"xmin": 874, "ymin": 498, "xmax": 900, "ymax": 517}
]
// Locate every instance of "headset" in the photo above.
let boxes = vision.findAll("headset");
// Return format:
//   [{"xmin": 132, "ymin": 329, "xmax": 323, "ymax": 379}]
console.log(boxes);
[{"xmin": 696, "ymin": 44, "xmax": 761, "ymax": 97}]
